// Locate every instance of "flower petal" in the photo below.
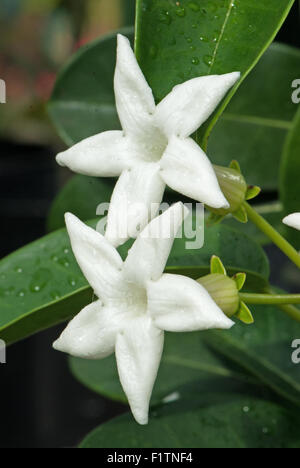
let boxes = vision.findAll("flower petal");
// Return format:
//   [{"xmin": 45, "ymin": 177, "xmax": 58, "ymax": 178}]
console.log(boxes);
[
  {"xmin": 283, "ymin": 213, "xmax": 300, "ymax": 231},
  {"xmin": 105, "ymin": 163, "xmax": 166, "ymax": 247},
  {"xmin": 56, "ymin": 131, "xmax": 139, "ymax": 177},
  {"xmin": 65, "ymin": 213, "xmax": 124, "ymax": 300},
  {"xmin": 160, "ymin": 136, "xmax": 228, "ymax": 209},
  {"xmin": 53, "ymin": 300, "xmax": 125, "ymax": 359},
  {"xmin": 115, "ymin": 316, "xmax": 164, "ymax": 425},
  {"xmin": 155, "ymin": 72, "xmax": 240, "ymax": 138},
  {"xmin": 124, "ymin": 202, "xmax": 189, "ymax": 287},
  {"xmin": 147, "ymin": 273, "xmax": 235, "ymax": 332},
  {"xmin": 115, "ymin": 34, "xmax": 156, "ymax": 138}
]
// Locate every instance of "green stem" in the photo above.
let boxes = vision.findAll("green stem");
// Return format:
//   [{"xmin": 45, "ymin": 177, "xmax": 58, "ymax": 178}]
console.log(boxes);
[
  {"xmin": 277, "ymin": 304, "xmax": 300, "ymax": 323},
  {"xmin": 240, "ymin": 292, "xmax": 300, "ymax": 305},
  {"xmin": 244, "ymin": 202, "xmax": 300, "ymax": 269}
]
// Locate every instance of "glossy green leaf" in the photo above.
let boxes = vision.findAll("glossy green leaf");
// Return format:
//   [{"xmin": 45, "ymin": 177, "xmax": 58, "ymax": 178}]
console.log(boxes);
[
  {"xmin": 135, "ymin": 0, "xmax": 295, "ymax": 149},
  {"xmin": 210, "ymin": 42, "xmax": 300, "ymax": 189},
  {"xmin": 47, "ymin": 27, "xmax": 134, "ymax": 146},
  {"xmin": 206, "ymin": 304, "xmax": 300, "ymax": 406},
  {"xmin": 0, "ymin": 223, "xmax": 269, "ymax": 344},
  {"xmin": 80, "ymin": 382, "xmax": 300, "ymax": 448},
  {"xmin": 70, "ymin": 333, "xmax": 255, "ymax": 405},
  {"xmin": 47, "ymin": 175, "xmax": 114, "ymax": 232},
  {"xmin": 280, "ymin": 106, "xmax": 300, "ymax": 248}
]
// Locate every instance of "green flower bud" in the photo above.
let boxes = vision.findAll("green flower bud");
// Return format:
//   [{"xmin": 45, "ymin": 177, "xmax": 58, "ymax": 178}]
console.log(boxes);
[
  {"xmin": 207, "ymin": 161, "xmax": 261, "ymax": 225},
  {"xmin": 197, "ymin": 256, "xmax": 254, "ymax": 324},
  {"xmin": 198, "ymin": 273, "xmax": 240, "ymax": 317}
]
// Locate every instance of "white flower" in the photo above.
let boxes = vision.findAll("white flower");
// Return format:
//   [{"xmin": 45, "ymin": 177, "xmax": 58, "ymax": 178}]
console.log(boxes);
[
  {"xmin": 56, "ymin": 34, "xmax": 240, "ymax": 247},
  {"xmin": 53, "ymin": 203, "xmax": 234, "ymax": 425},
  {"xmin": 283, "ymin": 213, "xmax": 300, "ymax": 231}
]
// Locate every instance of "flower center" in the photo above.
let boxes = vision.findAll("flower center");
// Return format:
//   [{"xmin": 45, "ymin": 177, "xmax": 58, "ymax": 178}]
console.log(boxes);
[
  {"xmin": 122, "ymin": 281, "xmax": 148, "ymax": 317},
  {"xmin": 139, "ymin": 126, "xmax": 168, "ymax": 163}
]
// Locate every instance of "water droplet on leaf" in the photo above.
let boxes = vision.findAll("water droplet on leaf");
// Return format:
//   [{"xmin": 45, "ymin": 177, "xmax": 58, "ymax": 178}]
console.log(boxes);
[
  {"xmin": 175, "ymin": 6, "xmax": 186, "ymax": 17},
  {"xmin": 203, "ymin": 55, "xmax": 213, "ymax": 66}
]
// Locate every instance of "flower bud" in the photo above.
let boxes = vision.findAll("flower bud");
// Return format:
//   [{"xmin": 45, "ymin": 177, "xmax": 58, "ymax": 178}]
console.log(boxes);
[
  {"xmin": 207, "ymin": 161, "xmax": 261, "ymax": 224},
  {"xmin": 197, "ymin": 273, "xmax": 240, "ymax": 317}
]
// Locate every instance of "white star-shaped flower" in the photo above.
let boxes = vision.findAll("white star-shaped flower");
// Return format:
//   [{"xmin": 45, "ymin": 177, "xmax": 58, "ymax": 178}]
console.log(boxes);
[
  {"xmin": 56, "ymin": 34, "xmax": 240, "ymax": 247},
  {"xmin": 53, "ymin": 203, "xmax": 234, "ymax": 425},
  {"xmin": 283, "ymin": 213, "xmax": 300, "ymax": 231}
]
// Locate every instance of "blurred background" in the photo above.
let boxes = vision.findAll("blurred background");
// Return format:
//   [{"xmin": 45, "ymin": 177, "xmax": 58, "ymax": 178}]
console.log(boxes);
[{"xmin": 0, "ymin": 0, "xmax": 299, "ymax": 448}]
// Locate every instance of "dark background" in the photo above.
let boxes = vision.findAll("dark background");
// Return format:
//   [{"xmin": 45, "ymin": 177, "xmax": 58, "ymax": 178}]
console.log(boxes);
[{"xmin": 0, "ymin": 1, "xmax": 299, "ymax": 448}]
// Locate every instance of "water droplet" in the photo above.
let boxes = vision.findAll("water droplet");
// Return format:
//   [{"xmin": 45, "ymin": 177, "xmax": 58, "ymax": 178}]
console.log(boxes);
[
  {"xmin": 68, "ymin": 277, "xmax": 77, "ymax": 287},
  {"xmin": 58, "ymin": 257, "xmax": 70, "ymax": 268},
  {"xmin": 243, "ymin": 406, "xmax": 250, "ymax": 413},
  {"xmin": 17, "ymin": 290, "xmax": 26, "ymax": 298},
  {"xmin": 188, "ymin": 2, "xmax": 200, "ymax": 12},
  {"xmin": 15, "ymin": 267, "xmax": 23, "ymax": 273},
  {"xmin": 158, "ymin": 10, "xmax": 172, "ymax": 25},
  {"xmin": 192, "ymin": 24, "xmax": 197, "ymax": 29},
  {"xmin": 149, "ymin": 45, "xmax": 158, "ymax": 59},
  {"xmin": 51, "ymin": 291, "xmax": 61, "ymax": 300},
  {"xmin": 185, "ymin": 36, "xmax": 193, "ymax": 43},
  {"xmin": 262, "ymin": 427, "xmax": 269, "ymax": 434},
  {"xmin": 51, "ymin": 255, "xmax": 58, "ymax": 262},
  {"xmin": 4, "ymin": 287, "xmax": 15, "ymax": 296},
  {"xmin": 191, "ymin": 57, "xmax": 199, "ymax": 65},
  {"xmin": 203, "ymin": 55, "xmax": 213, "ymax": 66},
  {"xmin": 175, "ymin": 6, "xmax": 186, "ymax": 17},
  {"xmin": 199, "ymin": 36, "xmax": 209, "ymax": 42},
  {"xmin": 63, "ymin": 248, "xmax": 70, "ymax": 254},
  {"xmin": 29, "ymin": 268, "xmax": 52, "ymax": 293}
]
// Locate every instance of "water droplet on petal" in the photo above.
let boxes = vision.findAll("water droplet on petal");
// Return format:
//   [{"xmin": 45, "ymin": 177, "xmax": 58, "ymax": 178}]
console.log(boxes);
[{"xmin": 191, "ymin": 57, "xmax": 199, "ymax": 65}]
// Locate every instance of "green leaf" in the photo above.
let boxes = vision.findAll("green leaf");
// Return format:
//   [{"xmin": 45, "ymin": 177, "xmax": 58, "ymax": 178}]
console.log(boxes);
[
  {"xmin": 70, "ymin": 334, "xmax": 255, "ymax": 405},
  {"xmin": 280, "ymin": 106, "xmax": 300, "ymax": 248},
  {"xmin": 47, "ymin": 176, "xmax": 114, "ymax": 232},
  {"xmin": 135, "ymin": 1, "xmax": 296, "ymax": 149},
  {"xmin": 79, "ymin": 382, "xmax": 300, "ymax": 448},
  {"xmin": 47, "ymin": 27, "xmax": 134, "ymax": 146},
  {"xmin": 210, "ymin": 42, "xmax": 300, "ymax": 190},
  {"xmin": 206, "ymin": 304, "xmax": 300, "ymax": 407},
  {"xmin": 0, "ymin": 223, "xmax": 269, "ymax": 344}
]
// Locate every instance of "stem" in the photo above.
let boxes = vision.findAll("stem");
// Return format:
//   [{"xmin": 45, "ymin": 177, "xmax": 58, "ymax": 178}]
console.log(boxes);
[
  {"xmin": 244, "ymin": 202, "xmax": 300, "ymax": 269},
  {"xmin": 240, "ymin": 292, "xmax": 300, "ymax": 305},
  {"xmin": 277, "ymin": 304, "xmax": 300, "ymax": 323}
]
